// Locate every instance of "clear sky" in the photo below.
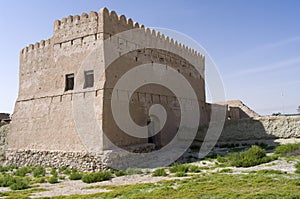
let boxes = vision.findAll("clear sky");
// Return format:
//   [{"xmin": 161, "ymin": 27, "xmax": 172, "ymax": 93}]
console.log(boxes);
[{"xmin": 0, "ymin": 0, "xmax": 299, "ymax": 115}]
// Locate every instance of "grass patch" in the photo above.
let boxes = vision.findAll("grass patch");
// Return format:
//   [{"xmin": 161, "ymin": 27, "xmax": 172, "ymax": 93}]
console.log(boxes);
[
  {"xmin": 255, "ymin": 170, "xmax": 284, "ymax": 175},
  {"xmin": 219, "ymin": 168, "xmax": 233, "ymax": 173},
  {"xmin": 14, "ymin": 167, "xmax": 31, "ymax": 177},
  {"xmin": 152, "ymin": 168, "xmax": 167, "ymax": 177},
  {"xmin": 174, "ymin": 171, "xmax": 187, "ymax": 177},
  {"xmin": 189, "ymin": 165, "xmax": 201, "ymax": 173},
  {"xmin": 82, "ymin": 171, "xmax": 112, "ymax": 184},
  {"xmin": 125, "ymin": 168, "xmax": 143, "ymax": 175},
  {"xmin": 219, "ymin": 146, "xmax": 277, "ymax": 167},
  {"xmin": 48, "ymin": 173, "xmax": 300, "ymax": 199},
  {"xmin": 32, "ymin": 166, "xmax": 46, "ymax": 177},
  {"xmin": 48, "ymin": 176, "xmax": 59, "ymax": 184},
  {"xmin": 275, "ymin": 143, "xmax": 300, "ymax": 156},
  {"xmin": 69, "ymin": 172, "xmax": 83, "ymax": 180},
  {"xmin": 114, "ymin": 170, "xmax": 126, "ymax": 177},
  {"xmin": 169, "ymin": 163, "xmax": 189, "ymax": 173},
  {"xmin": 295, "ymin": 162, "xmax": 300, "ymax": 174}
]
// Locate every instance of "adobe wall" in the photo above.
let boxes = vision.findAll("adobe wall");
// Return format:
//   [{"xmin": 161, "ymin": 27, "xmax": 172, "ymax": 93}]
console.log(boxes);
[
  {"xmin": 8, "ymin": 11, "xmax": 108, "ymax": 153},
  {"xmin": 7, "ymin": 7, "xmax": 207, "ymax": 169},
  {"xmin": 100, "ymin": 8, "xmax": 207, "ymax": 149}
]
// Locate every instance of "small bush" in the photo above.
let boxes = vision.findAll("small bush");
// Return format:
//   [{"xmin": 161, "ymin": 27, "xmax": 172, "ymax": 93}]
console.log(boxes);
[
  {"xmin": 34, "ymin": 177, "xmax": 46, "ymax": 183},
  {"xmin": 152, "ymin": 168, "xmax": 167, "ymax": 177},
  {"xmin": 169, "ymin": 163, "xmax": 189, "ymax": 173},
  {"xmin": 275, "ymin": 143, "xmax": 300, "ymax": 156},
  {"xmin": 125, "ymin": 168, "xmax": 143, "ymax": 175},
  {"xmin": 9, "ymin": 178, "xmax": 29, "ymax": 190},
  {"xmin": 69, "ymin": 172, "xmax": 82, "ymax": 180},
  {"xmin": 175, "ymin": 172, "xmax": 187, "ymax": 177},
  {"xmin": 115, "ymin": 170, "xmax": 126, "ymax": 177},
  {"xmin": 32, "ymin": 166, "xmax": 46, "ymax": 177},
  {"xmin": 48, "ymin": 176, "xmax": 59, "ymax": 184},
  {"xmin": 14, "ymin": 167, "xmax": 31, "ymax": 177},
  {"xmin": 189, "ymin": 165, "xmax": 201, "ymax": 173},
  {"xmin": 50, "ymin": 168, "xmax": 58, "ymax": 177},
  {"xmin": 82, "ymin": 171, "xmax": 112, "ymax": 183},
  {"xmin": 0, "ymin": 175, "xmax": 15, "ymax": 187},
  {"xmin": 0, "ymin": 165, "xmax": 18, "ymax": 173},
  {"xmin": 225, "ymin": 146, "xmax": 277, "ymax": 167},
  {"xmin": 295, "ymin": 162, "xmax": 300, "ymax": 174}
]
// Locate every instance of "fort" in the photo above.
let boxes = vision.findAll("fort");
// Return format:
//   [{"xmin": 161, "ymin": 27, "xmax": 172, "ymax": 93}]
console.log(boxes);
[{"xmin": 2, "ymin": 8, "xmax": 300, "ymax": 170}]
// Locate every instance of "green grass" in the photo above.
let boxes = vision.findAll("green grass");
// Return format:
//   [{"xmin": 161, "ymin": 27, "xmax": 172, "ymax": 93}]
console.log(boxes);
[
  {"xmin": 219, "ymin": 168, "xmax": 233, "ymax": 173},
  {"xmin": 152, "ymin": 168, "xmax": 167, "ymax": 177},
  {"xmin": 275, "ymin": 143, "xmax": 300, "ymax": 156},
  {"xmin": 32, "ymin": 166, "xmax": 46, "ymax": 178},
  {"xmin": 169, "ymin": 163, "xmax": 189, "ymax": 173},
  {"xmin": 82, "ymin": 171, "xmax": 112, "ymax": 184},
  {"xmin": 174, "ymin": 171, "xmax": 187, "ymax": 177},
  {"xmin": 218, "ymin": 145, "xmax": 277, "ymax": 167},
  {"xmin": 295, "ymin": 162, "xmax": 300, "ymax": 174},
  {"xmin": 51, "ymin": 173, "xmax": 300, "ymax": 199},
  {"xmin": 125, "ymin": 168, "xmax": 143, "ymax": 175},
  {"xmin": 69, "ymin": 171, "xmax": 83, "ymax": 180}
]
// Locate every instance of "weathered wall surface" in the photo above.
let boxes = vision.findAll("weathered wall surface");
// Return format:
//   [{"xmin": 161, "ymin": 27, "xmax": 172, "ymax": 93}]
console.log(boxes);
[
  {"xmin": 0, "ymin": 125, "xmax": 8, "ymax": 164},
  {"xmin": 196, "ymin": 116, "xmax": 300, "ymax": 143},
  {"xmin": 9, "ymin": 7, "xmax": 207, "ymax": 155}
]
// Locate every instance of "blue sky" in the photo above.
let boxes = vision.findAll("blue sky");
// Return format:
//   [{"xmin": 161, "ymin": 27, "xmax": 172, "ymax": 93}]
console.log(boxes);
[{"xmin": 0, "ymin": 0, "xmax": 299, "ymax": 115}]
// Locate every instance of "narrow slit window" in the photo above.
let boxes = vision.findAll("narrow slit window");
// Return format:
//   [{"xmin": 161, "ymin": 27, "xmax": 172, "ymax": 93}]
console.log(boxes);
[
  {"xmin": 65, "ymin": 73, "xmax": 74, "ymax": 91},
  {"xmin": 84, "ymin": 70, "xmax": 94, "ymax": 88}
]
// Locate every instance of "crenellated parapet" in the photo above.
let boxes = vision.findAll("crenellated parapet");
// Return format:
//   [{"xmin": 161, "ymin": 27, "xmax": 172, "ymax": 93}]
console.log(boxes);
[
  {"xmin": 20, "ymin": 7, "xmax": 204, "ymax": 65},
  {"xmin": 53, "ymin": 11, "xmax": 99, "ymax": 44}
]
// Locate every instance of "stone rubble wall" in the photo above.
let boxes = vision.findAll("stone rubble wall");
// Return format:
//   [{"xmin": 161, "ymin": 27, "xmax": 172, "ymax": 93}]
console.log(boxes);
[{"xmin": 0, "ymin": 125, "xmax": 8, "ymax": 163}]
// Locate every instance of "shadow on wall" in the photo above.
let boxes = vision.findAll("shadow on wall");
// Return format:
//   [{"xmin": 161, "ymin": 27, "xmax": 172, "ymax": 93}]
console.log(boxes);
[{"xmin": 193, "ymin": 101, "xmax": 300, "ymax": 147}]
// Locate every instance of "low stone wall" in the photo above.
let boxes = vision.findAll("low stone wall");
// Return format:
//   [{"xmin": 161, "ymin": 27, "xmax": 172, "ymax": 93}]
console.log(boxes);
[
  {"xmin": 196, "ymin": 116, "xmax": 300, "ymax": 143},
  {"xmin": 5, "ymin": 150, "xmax": 106, "ymax": 171},
  {"xmin": 4, "ymin": 144, "xmax": 156, "ymax": 171}
]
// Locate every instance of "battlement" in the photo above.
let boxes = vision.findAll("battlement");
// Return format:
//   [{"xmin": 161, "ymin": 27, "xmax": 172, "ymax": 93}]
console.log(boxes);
[
  {"xmin": 20, "ymin": 7, "xmax": 204, "ymax": 63},
  {"xmin": 21, "ymin": 39, "xmax": 52, "ymax": 55}
]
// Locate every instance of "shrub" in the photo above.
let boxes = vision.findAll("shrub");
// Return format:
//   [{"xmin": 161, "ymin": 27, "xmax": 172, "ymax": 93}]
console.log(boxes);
[
  {"xmin": 0, "ymin": 165, "xmax": 18, "ymax": 173},
  {"xmin": 152, "ymin": 168, "xmax": 167, "ymax": 177},
  {"xmin": 275, "ymin": 143, "xmax": 300, "ymax": 156},
  {"xmin": 32, "ymin": 166, "xmax": 46, "ymax": 177},
  {"xmin": 48, "ymin": 176, "xmax": 59, "ymax": 184},
  {"xmin": 82, "ymin": 171, "xmax": 112, "ymax": 183},
  {"xmin": 50, "ymin": 168, "xmax": 58, "ymax": 177},
  {"xmin": 169, "ymin": 163, "xmax": 189, "ymax": 173},
  {"xmin": 115, "ymin": 170, "xmax": 126, "ymax": 177},
  {"xmin": 175, "ymin": 172, "xmax": 186, "ymax": 177},
  {"xmin": 125, "ymin": 168, "xmax": 143, "ymax": 175},
  {"xmin": 0, "ymin": 175, "xmax": 15, "ymax": 187},
  {"xmin": 9, "ymin": 178, "xmax": 29, "ymax": 190},
  {"xmin": 69, "ymin": 172, "xmax": 82, "ymax": 180},
  {"xmin": 225, "ymin": 146, "xmax": 277, "ymax": 167},
  {"xmin": 14, "ymin": 167, "xmax": 31, "ymax": 177},
  {"xmin": 34, "ymin": 177, "xmax": 46, "ymax": 183},
  {"xmin": 189, "ymin": 165, "xmax": 201, "ymax": 173}
]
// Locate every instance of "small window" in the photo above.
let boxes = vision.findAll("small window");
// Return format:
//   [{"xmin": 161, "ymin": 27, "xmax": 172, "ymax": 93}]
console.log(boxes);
[
  {"xmin": 65, "ymin": 73, "xmax": 74, "ymax": 91},
  {"xmin": 84, "ymin": 70, "xmax": 94, "ymax": 88}
]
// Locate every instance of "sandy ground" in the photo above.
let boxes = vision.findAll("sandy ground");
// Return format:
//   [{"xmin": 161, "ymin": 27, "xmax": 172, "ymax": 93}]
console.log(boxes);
[
  {"xmin": 31, "ymin": 174, "xmax": 183, "ymax": 198},
  {"xmin": 29, "ymin": 158, "xmax": 298, "ymax": 198}
]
